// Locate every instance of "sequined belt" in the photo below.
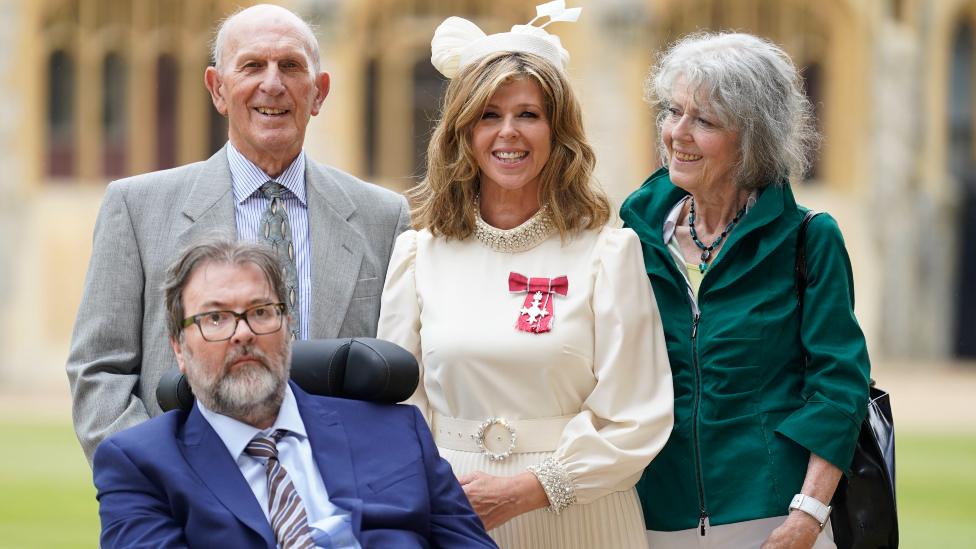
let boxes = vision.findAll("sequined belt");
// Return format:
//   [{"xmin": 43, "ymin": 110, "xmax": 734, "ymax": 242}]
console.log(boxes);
[{"xmin": 432, "ymin": 413, "xmax": 573, "ymax": 461}]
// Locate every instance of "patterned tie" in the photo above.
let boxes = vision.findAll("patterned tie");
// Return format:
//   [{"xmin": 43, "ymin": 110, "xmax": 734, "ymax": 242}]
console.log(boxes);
[
  {"xmin": 245, "ymin": 430, "xmax": 316, "ymax": 549},
  {"xmin": 259, "ymin": 182, "xmax": 300, "ymax": 339}
]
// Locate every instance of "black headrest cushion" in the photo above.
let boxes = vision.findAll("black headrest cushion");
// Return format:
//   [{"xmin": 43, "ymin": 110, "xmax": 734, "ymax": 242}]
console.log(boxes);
[{"xmin": 155, "ymin": 338, "xmax": 419, "ymax": 413}]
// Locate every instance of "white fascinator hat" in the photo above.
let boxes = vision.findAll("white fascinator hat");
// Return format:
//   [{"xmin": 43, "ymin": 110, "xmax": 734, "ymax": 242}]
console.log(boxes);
[{"xmin": 431, "ymin": 1, "xmax": 582, "ymax": 79}]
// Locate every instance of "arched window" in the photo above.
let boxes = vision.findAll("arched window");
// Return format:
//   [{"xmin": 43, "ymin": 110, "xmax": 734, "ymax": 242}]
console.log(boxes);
[
  {"xmin": 46, "ymin": 49, "xmax": 75, "ymax": 177},
  {"xmin": 363, "ymin": 58, "xmax": 379, "ymax": 178},
  {"xmin": 411, "ymin": 58, "xmax": 448, "ymax": 177},
  {"xmin": 950, "ymin": 20, "xmax": 976, "ymax": 357},
  {"xmin": 949, "ymin": 22, "xmax": 973, "ymax": 177},
  {"xmin": 102, "ymin": 52, "xmax": 128, "ymax": 177},
  {"xmin": 156, "ymin": 55, "xmax": 179, "ymax": 169}
]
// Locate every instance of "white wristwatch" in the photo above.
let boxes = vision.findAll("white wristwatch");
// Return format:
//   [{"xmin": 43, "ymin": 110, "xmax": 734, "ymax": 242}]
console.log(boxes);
[{"xmin": 789, "ymin": 493, "xmax": 831, "ymax": 529}]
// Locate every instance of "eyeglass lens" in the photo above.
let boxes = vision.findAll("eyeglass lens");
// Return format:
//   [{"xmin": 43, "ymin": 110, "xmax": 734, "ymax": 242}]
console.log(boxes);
[{"xmin": 198, "ymin": 304, "xmax": 283, "ymax": 341}]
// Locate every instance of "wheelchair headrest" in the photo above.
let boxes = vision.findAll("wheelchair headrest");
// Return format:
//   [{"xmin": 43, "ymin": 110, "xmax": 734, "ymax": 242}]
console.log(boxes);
[{"xmin": 156, "ymin": 338, "xmax": 419, "ymax": 413}]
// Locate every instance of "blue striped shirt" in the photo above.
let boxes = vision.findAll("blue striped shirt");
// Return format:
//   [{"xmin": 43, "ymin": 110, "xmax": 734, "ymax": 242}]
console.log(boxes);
[
  {"xmin": 198, "ymin": 386, "xmax": 361, "ymax": 548},
  {"xmin": 227, "ymin": 143, "xmax": 311, "ymax": 340}
]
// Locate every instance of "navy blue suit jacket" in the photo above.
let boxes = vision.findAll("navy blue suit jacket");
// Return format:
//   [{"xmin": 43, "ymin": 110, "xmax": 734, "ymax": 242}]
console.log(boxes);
[{"xmin": 93, "ymin": 383, "xmax": 496, "ymax": 548}]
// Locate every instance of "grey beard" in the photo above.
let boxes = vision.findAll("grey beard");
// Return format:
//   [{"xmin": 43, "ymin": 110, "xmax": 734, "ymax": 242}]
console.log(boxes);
[{"xmin": 184, "ymin": 342, "xmax": 291, "ymax": 426}]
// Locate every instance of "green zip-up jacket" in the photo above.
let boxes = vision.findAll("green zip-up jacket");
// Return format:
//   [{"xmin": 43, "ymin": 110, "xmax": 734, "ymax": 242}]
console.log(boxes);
[{"xmin": 620, "ymin": 168, "xmax": 870, "ymax": 531}]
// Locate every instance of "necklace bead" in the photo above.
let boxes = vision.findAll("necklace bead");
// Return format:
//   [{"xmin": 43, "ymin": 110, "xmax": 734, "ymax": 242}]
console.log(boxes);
[
  {"xmin": 689, "ymin": 198, "xmax": 747, "ymax": 273},
  {"xmin": 474, "ymin": 201, "xmax": 555, "ymax": 253}
]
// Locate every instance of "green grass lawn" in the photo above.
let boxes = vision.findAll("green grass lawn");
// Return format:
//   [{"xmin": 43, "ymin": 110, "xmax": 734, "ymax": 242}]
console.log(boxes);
[
  {"xmin": 0, "ymin": 421, "xmax": 973, "ymax": 548},
  {"xmin": 896, "ymin": 433, "xmax": 976, "ymax": 547},
  {"xmin": 0, "ymin": 422, "xmax": 98, "ymax": 549}
]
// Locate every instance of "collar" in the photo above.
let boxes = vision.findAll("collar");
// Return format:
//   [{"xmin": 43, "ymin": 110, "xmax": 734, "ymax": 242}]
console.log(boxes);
[
  {"xmin": 662, "ymin": 192, "xmax": 758, "ymax": 243},
  {"xmin": 197, "ymin": 384, "xmax": 309, "ymax": 461},
  {"xmin": 227, "ymin": 142, "xmax": 308, "ymax": 207},
  {"xmin": 662, "ymin": 196, "xmax": 690, "ymax": 244}
]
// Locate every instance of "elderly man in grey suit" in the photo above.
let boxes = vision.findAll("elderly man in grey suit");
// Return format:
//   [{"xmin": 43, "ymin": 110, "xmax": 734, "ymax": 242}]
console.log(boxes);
[{"xmin": 66, "ymin": 4, "xmax": 409, "ymax": 463}]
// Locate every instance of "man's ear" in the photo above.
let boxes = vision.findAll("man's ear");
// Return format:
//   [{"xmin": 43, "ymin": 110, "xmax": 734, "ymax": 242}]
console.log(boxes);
[
  {"xmin": 204, "ymin": 66, "xmax": 228, "ymax": 116},
  {"xmin": 310, "ymin": 71, "xmax": 330, "ymax": 116},
  {"xmin": 171, "ymin": 337, "xmax": 187, "ymax": 373}
]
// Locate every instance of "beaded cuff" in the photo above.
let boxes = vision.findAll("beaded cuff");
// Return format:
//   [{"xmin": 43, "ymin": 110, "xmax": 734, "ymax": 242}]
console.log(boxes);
[{"xmin": 528, "ymin": 457, "xmax": 577, "ymax": 514}]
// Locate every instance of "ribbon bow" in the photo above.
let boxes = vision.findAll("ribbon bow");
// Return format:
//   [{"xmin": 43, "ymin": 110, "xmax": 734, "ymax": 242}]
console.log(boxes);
[
  {"xmin": 528, "ymin": 1, "xmax": 583, "ymax": 27},
  {"xmin": 509, "ymin": 272, "xmax": 568, "ymax": 334},
  {"xmin": 430, "ymin": 1, "xmax": 582, "ymax": 79}
]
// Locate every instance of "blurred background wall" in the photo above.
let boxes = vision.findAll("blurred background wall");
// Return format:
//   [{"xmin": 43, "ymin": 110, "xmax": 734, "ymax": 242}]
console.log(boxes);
[{"xmin": 2, "ymin": 0, "xmax": 975, "ymax": 396}]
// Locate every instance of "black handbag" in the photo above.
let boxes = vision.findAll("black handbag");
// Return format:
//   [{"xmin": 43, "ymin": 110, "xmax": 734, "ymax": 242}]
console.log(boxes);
[{"xmin": 796, "ymin": 210, "xmax": 898, "ymax": 549}]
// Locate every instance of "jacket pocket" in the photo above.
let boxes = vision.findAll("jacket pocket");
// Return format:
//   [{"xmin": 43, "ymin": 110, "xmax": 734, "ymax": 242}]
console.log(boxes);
[
  {"xmin": 351, "ymin": 276, "xmax": 383, "ymax": 299},
  {"xmin": 705, "ymin": 337, "xmax": 764, "ymax": 397},
  {"xmin": 703, "ymin": 337, "xmax": 763, "ymax": 421}
]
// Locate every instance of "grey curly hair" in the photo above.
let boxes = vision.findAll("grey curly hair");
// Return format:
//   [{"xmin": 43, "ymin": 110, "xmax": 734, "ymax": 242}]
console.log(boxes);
[{"xmin": 645, "ymin": 32, "xmax": 820, "ymax": 189}]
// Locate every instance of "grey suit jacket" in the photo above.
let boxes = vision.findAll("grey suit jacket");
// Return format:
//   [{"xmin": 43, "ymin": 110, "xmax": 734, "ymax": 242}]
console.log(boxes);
[{"xmin": 67, "ymin": 147, "xmax": 410, "ymax": 463}]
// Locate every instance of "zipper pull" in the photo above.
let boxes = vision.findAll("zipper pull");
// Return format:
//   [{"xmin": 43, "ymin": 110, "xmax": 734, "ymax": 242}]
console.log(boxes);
[
  {"xmin": 699, "ymin": 512, "xmax": 707, "ymax": 536},
  {"xmin": 692, "ymin": 314, "xmax": 700, "ymax": 338}
]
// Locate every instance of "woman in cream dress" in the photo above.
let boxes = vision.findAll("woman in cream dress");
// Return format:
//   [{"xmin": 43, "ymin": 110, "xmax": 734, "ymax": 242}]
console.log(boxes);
[{"xmin": 378, "ymin": 7, "xmax": 673, "ymax": 548}]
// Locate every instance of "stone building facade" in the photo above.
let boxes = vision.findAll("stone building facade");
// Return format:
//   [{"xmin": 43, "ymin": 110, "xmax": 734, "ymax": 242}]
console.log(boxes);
[{"xmin": 2, "ymin": 0, "xmax": 975, "ymax": 390}]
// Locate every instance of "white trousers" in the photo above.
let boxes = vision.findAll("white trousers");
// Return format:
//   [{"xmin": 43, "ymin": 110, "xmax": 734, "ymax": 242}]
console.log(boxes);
[{"xmin": 646, "ymin": 516, "xmax": 836, "ymax": 549}]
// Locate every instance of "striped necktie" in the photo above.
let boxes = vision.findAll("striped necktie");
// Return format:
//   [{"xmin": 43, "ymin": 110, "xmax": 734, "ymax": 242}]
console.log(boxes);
[
  {"xmin": 245, "ymin": 430, "xmax": 316, "ymax": 548},
  {"xmin": 259, "ymin": 182, "xmax": 300, "ymax": 340}
]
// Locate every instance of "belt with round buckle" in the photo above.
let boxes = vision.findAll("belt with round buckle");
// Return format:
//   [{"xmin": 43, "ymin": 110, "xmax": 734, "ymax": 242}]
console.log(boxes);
[{"xmin": 472, "ymin": 417, "xmax": 517, "ymax": 461}]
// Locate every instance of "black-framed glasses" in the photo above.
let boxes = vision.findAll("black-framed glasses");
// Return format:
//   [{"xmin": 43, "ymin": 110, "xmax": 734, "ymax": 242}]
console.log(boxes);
[{"xmin": 182, "ymin": 303, "xmax": 287, "ymax": 342}]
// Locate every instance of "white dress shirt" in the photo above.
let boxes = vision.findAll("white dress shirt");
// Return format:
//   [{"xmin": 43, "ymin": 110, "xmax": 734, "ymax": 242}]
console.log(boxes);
[
  {"xmin": 198, "ymin": 386, "xmax": 360, "ymax": 548},
  {"xmin": 227, "ymin": 142, "xmax": 312, "ymax": 340}
]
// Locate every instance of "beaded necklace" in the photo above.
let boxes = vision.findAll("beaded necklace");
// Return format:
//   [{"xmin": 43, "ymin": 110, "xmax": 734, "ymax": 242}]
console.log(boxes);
[
  {"xmin": 474, "ymin": 200, "xmax": 555, "ymax": 253},
  {"xmin": 688, "ymin": 197, "xmax": 747, "ymax": 273}
]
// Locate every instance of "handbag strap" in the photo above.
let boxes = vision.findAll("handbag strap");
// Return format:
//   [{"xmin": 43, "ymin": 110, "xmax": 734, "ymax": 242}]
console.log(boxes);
[
  {"xmin": 794, "ymin": 210, "xmax": 823, "ymax": 307},
  {"xmin": 796, "ymin": 211, "xmax": 878, "ymax": 390}
]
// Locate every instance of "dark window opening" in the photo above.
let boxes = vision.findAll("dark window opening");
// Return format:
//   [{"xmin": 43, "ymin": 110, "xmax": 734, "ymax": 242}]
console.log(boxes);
[
  {"xmin": 47, "ymin": 50, "xmax": 75, "ymax": 177},
  {"xmin": 412, "ymin": 58, "xmax": 448, "ymax": 179},
  {"xmin": 156, "ymin": 55, "xmax": 179, "ymax": 169},
  {"xmin": 102, "ymin": 53, "xmax": 128, "ymax": 178},
  {"xmin": 364, "ymin": 58, "xmax": 379, "ymax": 178},
  {"xmin": 949, "ymin": 24, "xmax": 973, "ymax": 176},
  {"xmin": 950, "ymin": 22, "xmax": 976, "ymax": 357},
  {"xmin": 889, "ymin": 0, "xmax": 907, "ymax": 23}
]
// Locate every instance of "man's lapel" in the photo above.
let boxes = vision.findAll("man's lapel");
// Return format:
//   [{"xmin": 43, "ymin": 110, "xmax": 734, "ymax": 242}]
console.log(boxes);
[
  {"xmin": 176, "ymin": 146, "xmax": 237, "ymax": 250},
  {"xmin": 179, "ymin": 406, "xmax": 276, "ymax": 546},
  {"xmin": 294, "ymin": 385, "xmax": 364, "ymax": 538},
  {"xmin": 305, "ymin": 161, "xmax": 366, "ymax": 338}
]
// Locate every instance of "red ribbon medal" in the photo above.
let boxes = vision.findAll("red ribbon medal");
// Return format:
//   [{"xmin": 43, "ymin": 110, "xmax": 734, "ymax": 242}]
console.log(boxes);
[{"xmin": 508, "ymin": 272, "xmax": 568, "ymax": 334}]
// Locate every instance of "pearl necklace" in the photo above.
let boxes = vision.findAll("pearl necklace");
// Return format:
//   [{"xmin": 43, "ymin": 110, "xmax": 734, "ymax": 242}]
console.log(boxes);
[{"xmin": 474, "ymin": 202, "xmax": 555, "ymax": 253}]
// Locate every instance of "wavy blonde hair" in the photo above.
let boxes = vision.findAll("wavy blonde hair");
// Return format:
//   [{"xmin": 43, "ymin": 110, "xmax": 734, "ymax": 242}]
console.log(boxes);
[{"xmin": 409, "ymin": 51, "xmax": 609, "ymax": 239}]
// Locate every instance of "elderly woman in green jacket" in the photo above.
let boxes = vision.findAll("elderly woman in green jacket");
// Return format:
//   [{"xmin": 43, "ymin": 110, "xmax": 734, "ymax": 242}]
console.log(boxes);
[{"xmin": 619, "ymin": 32, "xmax": 870, "ymax": 549}]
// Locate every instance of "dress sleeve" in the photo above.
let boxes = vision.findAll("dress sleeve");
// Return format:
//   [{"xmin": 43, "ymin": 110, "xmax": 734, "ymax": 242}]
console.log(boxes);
[
  {"xmin": 377, "ymin": 230, "xmax": 431, "ymax": 422},
  {"xmin": 775, "ymin": 214, "xmax": 871, "ymax": 471},
  {"xmin": 530, "ymin": 228, "xmax": 674, "ymax": 509}
]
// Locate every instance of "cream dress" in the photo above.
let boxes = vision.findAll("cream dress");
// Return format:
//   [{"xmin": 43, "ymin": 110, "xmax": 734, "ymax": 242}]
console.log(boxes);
[{"xmin": 377, "ymin": 225, "xmax": 673, "ymax": 549}]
